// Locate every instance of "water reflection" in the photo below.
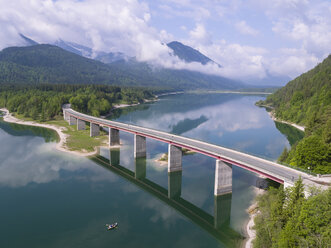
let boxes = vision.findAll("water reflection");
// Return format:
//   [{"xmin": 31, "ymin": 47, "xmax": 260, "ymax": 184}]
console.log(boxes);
[
  {"xmin": 109, "ymin": 93, "xmax": 288, "ymax": 160},
  {"xmin": 0, "ymin": 126, "xmax": 118, "ymax": 188},
  {"xmin": 0, "ymin": 121, "xmax": 59, "ymax": 142},
  {"xmin": 275, "ymin": 122, "xmax": 304, "ymax": 146},
  {"xmin": 92, "ymin": 148, "xmax": 243, "ymax": 247}
]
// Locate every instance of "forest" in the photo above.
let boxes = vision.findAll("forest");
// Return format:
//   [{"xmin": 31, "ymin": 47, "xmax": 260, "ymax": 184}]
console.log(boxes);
[
  {"xmin": 0, "ymin": 84, "xmax": 154, "ymax": 120},
  {"xmin": 257, "ymin": 55, "xmax": 331, "ymax": 174},
  {"xmin": 253, "ymin": 180, "xmax": 330, "ymax": 248}
]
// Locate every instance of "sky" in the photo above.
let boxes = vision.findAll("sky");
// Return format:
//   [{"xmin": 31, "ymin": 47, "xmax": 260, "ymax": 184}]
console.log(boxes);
[{"xmin": 0, "ymin": 0, "xmax": 330, "ymax": 84}]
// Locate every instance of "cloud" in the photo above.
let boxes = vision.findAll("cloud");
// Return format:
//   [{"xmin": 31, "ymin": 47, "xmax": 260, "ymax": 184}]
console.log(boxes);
[
  {"xmin": 235, "ymin": 21, "xmax": 259, "ymax": 36},
  {"xmin": 266, "ymin": 47, "xmax": 319, "ymax": 78},
  {"xmin": 189, "ymin": 23, "xmax": 212, "ymax": 45},
  {"xmin": 0, "ymin": 0, "xmax": 330, "ymax": 83}
]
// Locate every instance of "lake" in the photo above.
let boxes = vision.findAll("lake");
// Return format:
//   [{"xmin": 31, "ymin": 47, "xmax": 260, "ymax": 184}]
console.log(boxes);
[{"xmin": 0, "ymin": 93, "xmax": 302, "ymax": 248}]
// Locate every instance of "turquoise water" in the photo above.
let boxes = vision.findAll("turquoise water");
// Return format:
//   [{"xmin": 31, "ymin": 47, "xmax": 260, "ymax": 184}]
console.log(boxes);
[{"xmin": 0, "ymin": 93, "xmax": 296, "ymax": 247}]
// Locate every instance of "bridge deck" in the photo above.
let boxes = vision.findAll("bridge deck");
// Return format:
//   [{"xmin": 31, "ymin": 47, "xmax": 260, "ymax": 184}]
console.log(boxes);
[{"xmin": 65, "ymin": 108, "xmax": 315, "ymax": 184}]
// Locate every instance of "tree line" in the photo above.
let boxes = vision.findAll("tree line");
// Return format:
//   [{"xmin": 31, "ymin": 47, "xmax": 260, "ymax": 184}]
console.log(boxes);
[
  {"xmin": 0, "ymin": 84, "xmax": 154, "ymax": 121},
  {"xmin": 253, "ymin": 180, "xmax": 330, "ymax": 247},
  {"xmin": 257, "ymin": 55, "xmax": 331, "ymax": 174}
]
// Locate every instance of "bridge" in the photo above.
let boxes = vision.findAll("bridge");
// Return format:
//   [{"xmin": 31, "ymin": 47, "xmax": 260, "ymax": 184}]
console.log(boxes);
[
  {"xmin": 63, "ymin": 107, "xmax": 326, "ymax": 195},
  {"xmin": 91, "ymin": 150, "xmax": 243, "ymax": 247}
]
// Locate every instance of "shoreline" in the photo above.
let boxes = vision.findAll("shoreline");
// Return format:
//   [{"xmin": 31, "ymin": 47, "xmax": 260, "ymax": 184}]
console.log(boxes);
[
  {"xmin": 242, "ymin": 187, "xmax": 265, "ymax": 248},
  {"xmin": 0, "ymin": 108, "xmax": 98, "ymax": 157},
  {"xmin": 268, "ymin": 111, "xmax": 305, "ymax": 132}
]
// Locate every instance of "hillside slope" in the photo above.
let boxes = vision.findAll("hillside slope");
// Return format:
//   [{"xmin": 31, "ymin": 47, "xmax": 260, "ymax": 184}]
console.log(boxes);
[
  {"xmin": 258, "ymin": 55, "xmax": 331, "ymax": 173},
  {"xmin": 167, "ymin": 41, "xmax": 219, "ymax": 66},
  {"xmin": 0, "ymin": 44, "xmax": 243, "ymax": 90}
]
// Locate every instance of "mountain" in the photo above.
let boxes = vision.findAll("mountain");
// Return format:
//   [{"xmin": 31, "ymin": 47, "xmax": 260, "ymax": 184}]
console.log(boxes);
[
  {"xmin": 0, "ymin": 44, "xmax": 244, "ymax": 90},
  {"xmin": 108, "ymin": 58, "xmax": 243, "ymax": 90},
  {"xmin": 53, "ymin": 39, "xmax": 128, "ymax": 63},
  {"xmin": 167, "ymin": 41, "xmax": 220, "ymax": 66},
  {"xmin": 19, "ymin": 34, "xmax": 39, "ymax": 46},
  {"xmin": 258, "ymin": 54, "xmax": 331, "ymax": 174},
  {"xmin": 0, "ymin": 44, "xmax": 119, "ymax": 85}
]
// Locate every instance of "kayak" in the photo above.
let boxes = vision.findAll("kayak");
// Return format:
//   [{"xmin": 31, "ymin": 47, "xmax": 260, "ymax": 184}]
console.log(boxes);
[{"xmin": 106, "ymin": 223, "xmax": 118, "ymax": 230}]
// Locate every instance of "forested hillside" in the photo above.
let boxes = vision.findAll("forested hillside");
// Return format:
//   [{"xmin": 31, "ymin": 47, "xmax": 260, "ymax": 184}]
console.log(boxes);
[
  {"xmin": 0, "ymin": 84, "xmax": 154, "ymax": 120},
  {"xmin": 257, "ymin": 55, "xmax": 331, "ymax": 173},
  {"xmin": 0, "ymin": 44, "xmax": 243, "ymax": 90},
  {"xmin": 253, "ymin": 180, "xmax": 330, "ymax": 248}
]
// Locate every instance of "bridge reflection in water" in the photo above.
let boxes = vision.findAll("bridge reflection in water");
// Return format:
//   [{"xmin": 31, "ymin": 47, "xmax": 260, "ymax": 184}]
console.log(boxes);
[{"xmin": 90, "ymin": 148, "xmax": 243, "ymax": 248}]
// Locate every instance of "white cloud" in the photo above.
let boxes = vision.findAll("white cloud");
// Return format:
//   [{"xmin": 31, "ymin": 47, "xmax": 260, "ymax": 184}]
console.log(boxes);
[
  {"xmin": 0, "ymin": 0, "xmax": 167, "ymax": 60},
  {"xmin": 267, "ymin": 48, "xmax": 319, "ymax": 78},
  {"xmin": 189, "ymin": 23, "xmax": 212, "ymax": 45},
  {"xmin": 0, "ymin": 0, "xmax": 329, "ymax": 84},
  {"xmin": 235, "ymin": 21, "xmax": 259, "ymax": 36}
]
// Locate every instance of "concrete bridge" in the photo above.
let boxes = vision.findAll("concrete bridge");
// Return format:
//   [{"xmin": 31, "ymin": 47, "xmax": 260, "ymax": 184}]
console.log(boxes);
[{"xmin": 63, "ymin": 107, "xmax": 325, "ymax": 195}]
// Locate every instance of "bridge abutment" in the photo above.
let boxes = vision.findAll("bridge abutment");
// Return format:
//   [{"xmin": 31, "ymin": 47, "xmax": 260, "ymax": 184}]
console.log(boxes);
[
  {"xmin": 134, "ymin": 134, "xmax": 146, "ymax": 158},
  {"xmin": 168, "ymin": 144, "xmax": 182, "ymax": 172},
  {"xmin": 63, "ymin": 110, "xmax": 68, "ymax": 121},
  {"xmin": 168, "ymin": 171, "xmax": 182, "ymax": 199},
  {"xmin": 69, "ymin": 116, "xmax": 77, "ymax": 125},
  {"xmin": 90, "ymin": 123, "xmax": 100, "ymax": 137},
  {"xmin": 77, "ymin": 119, "xmax": 85, "ymax": 130},
  {"xmin": 109, "ymin": 128, "xmax": 120, "ymax": 146},
  {"xmin": 214, "ymin": 160, "xmax": 232, "ymax": 196}
]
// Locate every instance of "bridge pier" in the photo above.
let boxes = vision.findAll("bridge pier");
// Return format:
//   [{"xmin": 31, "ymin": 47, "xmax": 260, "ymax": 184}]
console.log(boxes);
[
  {"xmin": 110, "ymin": 148, "xmax": 120, "ymax": 166},
  {"xmin": 168, "ymin": 144, "xmax": 182, "ymax": 172},
  {"xmin": 90, "ymin": 123, "xmax": 100, "ymax": 137},
  {"xmin": 69, "ymin": 115, "xmax": 77, "ymax": 126},
  {"xmin": 135, "ymin": 157, "xmax": 146, "ymax": 179},
  {"xmin": 77, "ymin": 119, "xmax": 85, "ymax": 130},
  {"xmin": 134, "ymin": 135, "xmax": 146, "ymax": 158},
  {"xmin": 168, "ymin": 171, "xmax": 182, "ymax": 199},
  {"xmin": 109, "ymin": 128, "xmax": 120, "ymax": 146},
  {"xmin": 214, "ymin": 160, "xmax": 232, "ymax": 196},
  {"xmin": 63, "ymin": 110, "xmax": 68, "ymax": 121}
]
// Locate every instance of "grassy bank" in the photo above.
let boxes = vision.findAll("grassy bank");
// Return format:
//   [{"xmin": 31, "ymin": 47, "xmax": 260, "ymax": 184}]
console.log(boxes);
[{"xmin": 10, "ymin": 113, "xmax": 108, "ymax": 153}]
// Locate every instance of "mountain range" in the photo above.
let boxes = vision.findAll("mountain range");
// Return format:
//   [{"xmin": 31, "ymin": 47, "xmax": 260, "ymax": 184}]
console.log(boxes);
[
  {"xmin": 0, "ymin": 44, "xmax": 244, "ymax": 90},
  {"xmin": 0, "ymin": 34, "xmax": 247, "ymax": 90}
]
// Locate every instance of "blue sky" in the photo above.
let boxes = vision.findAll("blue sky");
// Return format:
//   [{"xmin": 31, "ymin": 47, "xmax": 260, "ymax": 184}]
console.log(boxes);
[{"xmin": 0, "ymin": 0, "xmax": 330, "ymax": 84}]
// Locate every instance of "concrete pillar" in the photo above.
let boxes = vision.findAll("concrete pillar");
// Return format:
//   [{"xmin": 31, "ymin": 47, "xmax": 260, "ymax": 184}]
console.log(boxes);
[
  {"xmin": 134, "ymin": 134, "xmax": 146, "ymax": 158},
  {"xmin": 77, "ymin": 119, "xmax": 85, "ymax": 130},
  {"xmin": 109, "ymin": 128, "xmax": 120, "ymax": 146},
  {"xmin": 214, "ymin": 160, "xmax": 232, "ymax": 196},
  {"xmin": 214, "ymin": 194, "xmax": 232, "ymax": 229},
  {"xmin": 90, "ymin": 123, "xmax": 100, "ymax": 137},
  {"xmin": 168, "ymin": 144, "xmax": 182, "ymax": 172},
  {"xmin": 135, "ymin": 157, "xmax": 146, "ymax": 179},
  {"xmin": 65, "ymin": 113, "xmax": 70, "ymax": 122},
  {"xmin": 110, "ymin": 148, "xmax": 120, "ymax": 166},
  {"xmin": 69, "ymin": 115, "xmax": 77, "ymax": 126},
  {"xmin": 168, "ymin": 171, "xmax": 182, "ymax": 199}
]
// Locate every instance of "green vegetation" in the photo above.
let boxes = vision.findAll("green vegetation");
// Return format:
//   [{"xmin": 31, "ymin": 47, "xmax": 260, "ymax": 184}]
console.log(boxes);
[
  {"xmin": 257, "ymin": 55, "xmax": 331, "ymax": 174},
  {"xmin": 253, "ymin": 180, "xmax": 331, "ymax": 248},
  {"xmin": 0, "ymin": 84, "xmax": 154, "ymax": 120},
  {"xmin": 0, "ymin": 44, "xmax": 243, "ymax": 90},
  {"xmin": 0, "ymin": 83, "xmax": 154, "ymax": 153},
  {"xmin": 49, "ymin": 119, "xmax": 108, "ymax": 152}
]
